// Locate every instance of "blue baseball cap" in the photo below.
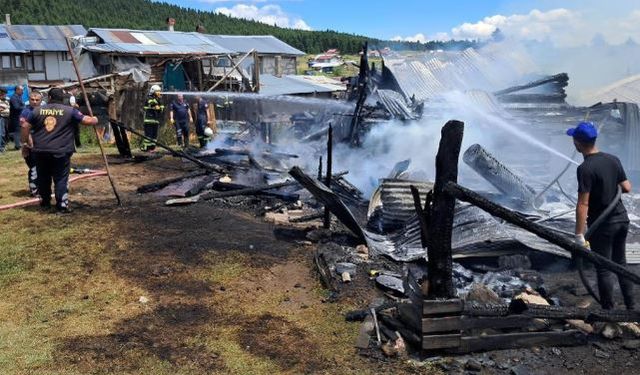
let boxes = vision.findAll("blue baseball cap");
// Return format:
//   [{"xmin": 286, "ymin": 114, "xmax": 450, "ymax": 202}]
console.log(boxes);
[{"xmin": 567, "ymin": 122, "xmax": 597, "ymax": 142}]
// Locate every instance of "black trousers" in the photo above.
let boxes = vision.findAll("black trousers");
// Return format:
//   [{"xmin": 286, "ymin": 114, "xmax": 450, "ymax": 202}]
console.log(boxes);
[
  {"xmin": 175, "ymin": 120, "xmax": 189, "ymax": 146},
  {"xmin": 34, "ymin": 152, "xmax": 71, "ymax": 209},
  {"xmin": 142, "ymin": 122, "xmax": 159, "ymax": 151},
  {"xmin": 590, "ymin": 221, "xmax": 635, "ymax": 309}
]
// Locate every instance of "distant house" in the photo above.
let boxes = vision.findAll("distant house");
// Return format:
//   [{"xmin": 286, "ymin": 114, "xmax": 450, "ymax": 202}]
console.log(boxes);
[
  {"xmin": 3, "ymin": 24, "xmax": 90, "ymax": 86},
  {"xmin": 203, "ymin": 35, "xmax": 305, "ymax": 76},
  {"xmin": 0, "ymin": 24, "xmax": 27, "ymax": 87}
]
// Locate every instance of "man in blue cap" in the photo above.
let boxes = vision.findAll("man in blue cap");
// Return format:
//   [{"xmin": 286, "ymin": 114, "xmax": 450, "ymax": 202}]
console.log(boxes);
[{"xmin": 568, "ymin": 121, "xmax": 634, "ymax": 310}]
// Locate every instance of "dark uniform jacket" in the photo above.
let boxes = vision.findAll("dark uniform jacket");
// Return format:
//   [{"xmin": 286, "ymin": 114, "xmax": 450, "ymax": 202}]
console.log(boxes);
[
  {"xmin": 170, "ymin": 100, "xmax": 190, "ymax": 123},
  {"xmin": 26, "ymin": 103, "xmax": 84, "ymax": 155}
]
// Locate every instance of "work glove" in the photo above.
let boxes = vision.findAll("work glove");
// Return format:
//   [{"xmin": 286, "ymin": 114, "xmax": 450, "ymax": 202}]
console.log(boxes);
[{"xmin": 575, "ymin": 234, "xmax": 590, "ymax": 249}]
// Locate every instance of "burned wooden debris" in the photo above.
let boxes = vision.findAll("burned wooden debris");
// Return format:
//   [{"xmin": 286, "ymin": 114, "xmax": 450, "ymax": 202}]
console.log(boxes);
[{"xmin": 275, "ymin": 119, "xmax": 640, "ymax": 359}]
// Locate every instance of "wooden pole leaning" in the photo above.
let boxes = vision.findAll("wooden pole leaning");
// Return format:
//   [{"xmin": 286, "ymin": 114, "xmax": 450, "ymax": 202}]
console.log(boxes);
[{"xmin": 66, "ymin": 37, "xmax": 122, "ymax": 206}]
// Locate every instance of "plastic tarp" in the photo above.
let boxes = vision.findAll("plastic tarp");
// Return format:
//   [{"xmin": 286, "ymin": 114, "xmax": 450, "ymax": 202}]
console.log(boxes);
[{"xmin": 113, "ymin": 56, "xmax": 151, "ymax": 83}]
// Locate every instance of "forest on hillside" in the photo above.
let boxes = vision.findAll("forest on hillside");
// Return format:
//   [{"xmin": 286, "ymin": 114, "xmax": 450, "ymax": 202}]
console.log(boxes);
[{"xmin": 0, "ymin": 0, "xmax": 478, "ymax": 53}]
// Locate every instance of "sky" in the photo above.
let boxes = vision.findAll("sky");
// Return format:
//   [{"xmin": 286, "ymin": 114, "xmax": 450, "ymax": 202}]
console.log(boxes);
[{"xmin": 162, "ymin": 0, "xmax": 640, "ymax": 46}]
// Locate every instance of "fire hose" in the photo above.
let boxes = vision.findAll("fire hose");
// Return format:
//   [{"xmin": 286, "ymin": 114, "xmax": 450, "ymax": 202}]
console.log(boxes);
[
  {"xmin": 0, "ymin": 170, "xmax": 107, "ymax": 211},
  {"xmin": 542, "ymin": 186, "xmax": 623, "ymax": 305},
  {"xmin": 577, "ymin": 186, "xmax": 623, "ymax": 305}
]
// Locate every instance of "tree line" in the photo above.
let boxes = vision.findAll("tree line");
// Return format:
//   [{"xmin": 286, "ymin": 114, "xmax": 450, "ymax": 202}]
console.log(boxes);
[{"xmin": 0, "ymin": 0, "xmax": 478, "ymax": 54}]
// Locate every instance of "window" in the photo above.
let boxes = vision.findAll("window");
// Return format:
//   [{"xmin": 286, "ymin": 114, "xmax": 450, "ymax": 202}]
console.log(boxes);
[
  {"xmin": 14, "ymin": 55, "xmax": 22, "ymax": 68},
  {"xmin": 60, "ymin": 51, "xmax": 71, "ymax": 61},
  {"xmin": 1, "ymin": 55, "xmax": 10, "ymax": 69},
  {"xmin": 26, "ymin": 52, "xmax": 44, "ymax": 72}
]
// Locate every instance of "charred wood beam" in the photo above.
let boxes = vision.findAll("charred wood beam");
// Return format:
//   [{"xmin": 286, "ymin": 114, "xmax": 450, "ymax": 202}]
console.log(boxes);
[
  {"xmin": 289, "ymin": 212, "xmax": 324, "ymax": 223},
  {"xmin": 443, "ymin": 182, "xmax": 640, "ymax": 285},
  {"xmin": 185, "ymin": 174, "xmax": 219, "ymax": 197},
  {"xmin": 497, "ymin": 93, "xmax": 568, "ymax": 103},
  {"xmin": 509, "ymin": 300, "xmax": 640, "ymax": 322},
  {"xmin": 410, "ymin": 185, "xmax": 432, "ymax": 249},
  {"xmin": 423, "ymin": 299, "xmax": 510, "ymax": 317},
  {"xmin": 493, "ymin": 73, "xmax": 569, "ymax": 96},
  {"xmin": 427, "ymin": 120, "xmax": 464, "ymax": 299},
  {"xmin": 289, "ymin": 166, "xmax": 365, "ymax": 242},
  {"xmin": 345, "ymin": 301, "xmax": 399, "ymax": 322},
  {"xmin": 111, "ymin": 121, "xmax": 226, "ymax": 174},
  {"xmin": 201, "ymin": 180, "xmax": 298, "ymax": 200},
  {"xmin": 314, "ymin": 250, "xmax": 338, "ymax": 293},
  {"xmin": 378, "ymin": 314, "xmax": 422, "ymax": 347},
  {"xmin": 422, "ymin": 315, "xmax": 540, "ymax": 333},
  {"xmin": 423, "ymin": 330, "xmax": 586, "ymax": 352},
  {"xmin": 455, "ymin": 330, "xmax": 585, "ymax": 353},
  {"xmin": 324, "ymin": 124, "xmax": 333, "ymax": 229},
  {"xmin": 137, "ymin": 170, "xmax": 208, "ymax": 193}
]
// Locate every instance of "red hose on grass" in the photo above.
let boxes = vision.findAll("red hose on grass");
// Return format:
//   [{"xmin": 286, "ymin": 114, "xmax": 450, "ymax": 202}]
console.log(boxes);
[{"xmin": 0, "ymin": 171, "xmax": 108, "ymax": 211}]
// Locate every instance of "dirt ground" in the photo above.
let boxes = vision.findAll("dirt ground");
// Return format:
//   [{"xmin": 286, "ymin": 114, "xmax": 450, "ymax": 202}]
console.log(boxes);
[
  {"xmin": 0, "ymin": 148, "xmax": 428, "ymax": 374},
  {"xmin": 2, "ymin": 147, "xmax": 640, "ymax": 374}
]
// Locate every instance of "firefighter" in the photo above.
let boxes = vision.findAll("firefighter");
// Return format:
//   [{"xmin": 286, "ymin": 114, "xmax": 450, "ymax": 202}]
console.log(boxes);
[
  {"xmin": 194, "ymin": 95, "xmax": 212, "ymax": 148},
  {"xmin": 569, "ymin": 121, "xmax": 635, "ymax": 310},
  {"xmin": 20, "ymin": 88, "xmax": 98, "ymax": 213},
  {"xmin": 141, "ymin": 85, "xmax": 164, "ymax": 152}
]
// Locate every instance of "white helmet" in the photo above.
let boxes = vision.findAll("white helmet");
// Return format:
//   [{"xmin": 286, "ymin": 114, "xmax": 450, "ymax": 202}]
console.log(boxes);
[
  {"xmin": 150, "ymin": 85, "xmax": 161, "ymax": 94},
  {"xmin": 204, "ymin": 127, "xmax": 214, "ymax": 137}
]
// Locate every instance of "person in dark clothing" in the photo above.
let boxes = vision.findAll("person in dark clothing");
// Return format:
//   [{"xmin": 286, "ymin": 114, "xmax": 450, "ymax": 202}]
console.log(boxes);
[
  {"xmin": 9, "ymin": 85, "xmax": 25, "ymax": 149},
  {"xmin": 568, "ymin": 121, "xmax": 635, "ymax": 310},
  {"xmin": 0, "ymin": 88, "xmax": 8, "ymax": 153},
  {"xmin": 141, "ymin": 85, "xmax": 164, "ymax": 152},
  {"xmin": 19, "ymin": 91, "xmax": 43, "ymax": 196},
  {"xmin": 169, "ymin": 94, "xmax": 193, "ymax": 147},
  {"xmin": 21, "ymin": 88, "xmax": 97, "ymax": 213},
  {"xmin": 64, "ymin": 88, "xmax": 82, "ymax": 148},
  {"xmin": 194, "ymin": 96, "xmax": 211, "ymax": 148}
]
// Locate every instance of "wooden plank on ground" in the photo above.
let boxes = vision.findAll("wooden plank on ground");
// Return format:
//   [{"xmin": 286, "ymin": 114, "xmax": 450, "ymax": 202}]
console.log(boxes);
[
  {"xmin": 422, "ymin": 316, "xmax": 462, "ymax": 333},
  {"xmin": 457, "ymin": 330, "xmax": 586, "ymax": 353},
  {"xmin": 422, "ymin": 315, "xmax": 534, "ymax": 333},
  {"xmin": 423, "ymin": 299, "xmax": 463, "ymax": 315},
  {"xmin": 422, "ymin": 333, "xmax": 461, "ymax": 350}
]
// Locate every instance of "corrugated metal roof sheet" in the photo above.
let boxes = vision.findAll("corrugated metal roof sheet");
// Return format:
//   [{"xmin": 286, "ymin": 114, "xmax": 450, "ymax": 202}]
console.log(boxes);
[
  {"xmin": 0, "ymin": 25, "xmax": 25, "ymax": 53},
  {"xmin": 259, "ymin": 74, "xmax": 345, "ymax": 96},
  {"xmin": 585, "ymin": 74, "xmax": 640, "ymax": 105},
  {"xmin": 205, "ymin": 35, "xmax": 304, "ymax": 56},
  {"xmin": 87, "ymin": 28, "xmax": 232, "ymax": 55},
  {"xmin": 384, "ymin": 48, "xmax": 532, "ymax": 102},
  {"xmin": 6, "ymin": 25, "xmax": 86, "ymax": 51}
]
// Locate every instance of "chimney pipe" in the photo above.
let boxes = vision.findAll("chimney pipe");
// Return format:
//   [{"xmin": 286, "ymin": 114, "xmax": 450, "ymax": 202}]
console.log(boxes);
[
  {"xmin": 5, "ymin": 14, "xmax": 11, "ymax": 25},
  {"xmin": 166, "ymin": 17, "xmax": 175, "ymax": 32}
]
